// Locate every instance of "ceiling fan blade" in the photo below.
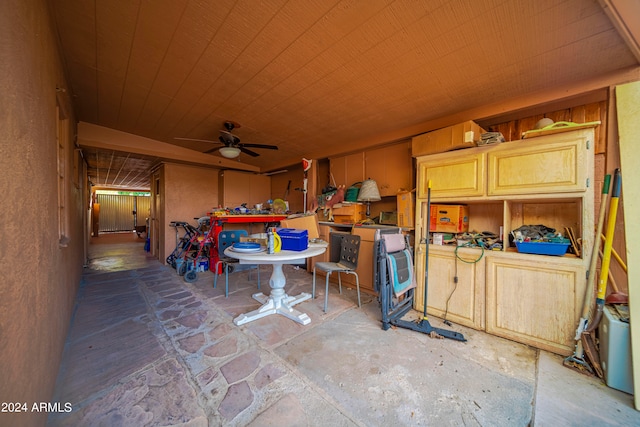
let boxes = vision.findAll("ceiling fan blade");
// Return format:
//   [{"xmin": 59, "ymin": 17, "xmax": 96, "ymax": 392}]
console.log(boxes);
[
  {"xmin": 203, "ymin": 147, "xmax": 219, "ymax": 154},
  {"xmin": 240, "ymin": 143, "xmax": 278, "ymax": 150},
  {"xmin": 239, "ymin": 146, "xmax": 260, "ymax": 157},
  {"xmin": 175, "ymin": 137, "xmax": 221, "ymax": 144}
]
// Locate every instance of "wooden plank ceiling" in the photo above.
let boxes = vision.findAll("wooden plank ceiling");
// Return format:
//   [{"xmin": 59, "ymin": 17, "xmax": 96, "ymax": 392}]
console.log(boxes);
[
  {"xmin": 49, "ymin": 0, "xmax": 639, "ymax": 189},
  {"xmin": 81, "ymin": 146, "xmax": 156, "ymax": 190}
]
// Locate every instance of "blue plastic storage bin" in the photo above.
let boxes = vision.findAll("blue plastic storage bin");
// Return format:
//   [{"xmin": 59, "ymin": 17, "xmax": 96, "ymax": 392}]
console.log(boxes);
[
  {"xmin": 276, "ymin": 228, "xmax": 309, "ymax": 251},
  {"xmin": 515, "ymin": 241, "xmax": 570, "ymax": 256}
]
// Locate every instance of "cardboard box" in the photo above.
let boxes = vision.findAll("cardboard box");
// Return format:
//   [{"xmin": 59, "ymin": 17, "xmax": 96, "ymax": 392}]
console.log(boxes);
[
  {"xmin": 397, "ymin": 190, "xmax": 415, "ymax": 228},
  {"xmin": 430, "ymin": 204, "xmax": 469, "ymax": 233},
  {"xmin": 412, "ymin": 120, "xmax": 486, "ymax": 157},
  {"xmin": 279, "ymin": 214, "xmax": 320, "ymax": 239}
]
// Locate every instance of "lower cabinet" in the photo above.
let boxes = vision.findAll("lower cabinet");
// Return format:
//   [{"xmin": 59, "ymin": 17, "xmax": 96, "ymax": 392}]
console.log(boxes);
[
  {"xmin": 415, "ymin": 247, "xmax": 586, "ymax": 356},
  {"xmin": 414, "ymin": 244, "xmax": 486, "ymax": 331},
  {"xmin": 351, "ymin": 227, "xmax": 377, "ymax": 294},
  {"xmin": 485, "ymin": 254, "xmax": 586, "ymax": 355}
]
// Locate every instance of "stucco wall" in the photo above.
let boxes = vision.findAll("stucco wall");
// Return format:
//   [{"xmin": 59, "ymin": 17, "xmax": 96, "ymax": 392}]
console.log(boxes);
[
  {"xmin": 161, "ymin": 163, "xmax": 220, "ymax": 263},
  {"xmin": 0, "ymin": 1, "xmax": 85, "ymax": 426}
]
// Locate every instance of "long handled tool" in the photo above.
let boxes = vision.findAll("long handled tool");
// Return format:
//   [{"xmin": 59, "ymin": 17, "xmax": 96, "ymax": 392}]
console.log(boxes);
[
  {"xmin": 600, "ymin": 234, "xmax": 628, "ymax": 273},
  {"xmin": 582, "ymin": 168, "xmax": 622, "ymax": 378},
  {"xmin": 394, "ymin": 180, "xmax": 466, "ymax": 342},
  {"xmin": 284, "ymin": 180, "xmax": 291, "ymax": 200},
  {"xmin": 598, "ymin": 247, "xmax": 629, "ymax": 304},
  {"xmin": 598, "ymin": 233, "xmax": 629, "ymax": 303},
  {"xmin": 564, "ymin": 174, "xmax": 611, "ymax": 373}
]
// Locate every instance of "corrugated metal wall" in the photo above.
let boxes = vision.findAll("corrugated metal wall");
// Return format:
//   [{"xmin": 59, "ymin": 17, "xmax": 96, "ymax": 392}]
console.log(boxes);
[
  {"xmin": 136, "ymin": 196, "xmax": 151, "ymax": 225},
  {"xmin": 97, "ymin": 194, "xmax": 150, "ymax": 232}
]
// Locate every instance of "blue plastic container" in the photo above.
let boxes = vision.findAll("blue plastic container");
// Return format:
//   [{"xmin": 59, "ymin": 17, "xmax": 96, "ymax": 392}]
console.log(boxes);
[
  {"xmin": 197, "ymin": 258, "xmax": 209, "ymax": 272},
  {"xmin": 276, "ymin": 228, "xmax": 309, "ymax": 251},
  {"xmin": 515, "ymin": 241, "xmax": 570, "ymax": 256},
  {"xmin": 175, "ymin": 258, "xmax": 184, "ymax": 274}
]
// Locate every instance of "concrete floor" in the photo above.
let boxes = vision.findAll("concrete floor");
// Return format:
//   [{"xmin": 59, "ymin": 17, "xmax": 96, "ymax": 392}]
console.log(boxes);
[{"xmin": 47, "ymin": 233, "xmax": 639, "ymax": 426}]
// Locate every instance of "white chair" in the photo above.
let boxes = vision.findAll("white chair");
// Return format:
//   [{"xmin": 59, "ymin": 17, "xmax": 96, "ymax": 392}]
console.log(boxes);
[{"xmin": 312, "ymin": 233, "xmax": 362, "ymax": 312}]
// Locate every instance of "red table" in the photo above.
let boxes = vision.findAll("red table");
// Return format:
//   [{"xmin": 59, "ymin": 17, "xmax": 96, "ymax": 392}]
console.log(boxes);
[{"xmin": 208, "ymin": 213, "xmax": 287, "ymax": 273}]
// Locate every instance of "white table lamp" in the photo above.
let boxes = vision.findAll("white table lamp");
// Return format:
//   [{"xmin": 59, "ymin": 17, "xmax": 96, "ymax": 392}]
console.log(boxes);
[{"xmin": 357, "ymin": 179, "xmax": 381, "ymax": 223}]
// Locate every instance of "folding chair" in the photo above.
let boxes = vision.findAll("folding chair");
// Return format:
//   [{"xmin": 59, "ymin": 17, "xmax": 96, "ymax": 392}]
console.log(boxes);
[{"xmin": 312, "ymin": 233, "xmax": 362, "ymax": 312}]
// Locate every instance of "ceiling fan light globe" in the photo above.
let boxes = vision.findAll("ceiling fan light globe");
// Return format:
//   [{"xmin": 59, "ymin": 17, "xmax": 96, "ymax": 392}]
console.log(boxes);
[{"xmin": 219, "ymin": 146, "xmax": 241, "ymax": 158}]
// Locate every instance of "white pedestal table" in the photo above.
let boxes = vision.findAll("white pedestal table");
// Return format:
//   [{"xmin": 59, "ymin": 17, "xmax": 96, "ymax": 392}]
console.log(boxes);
[{"xmin": 225, "ymin": 243, "xmax": 327, "ymax": 326}]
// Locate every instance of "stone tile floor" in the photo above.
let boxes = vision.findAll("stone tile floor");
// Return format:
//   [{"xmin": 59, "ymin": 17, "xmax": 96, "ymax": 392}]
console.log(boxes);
[{"xmin": 47, "ymin": 233, "xmax": 639, "ymax": 426}]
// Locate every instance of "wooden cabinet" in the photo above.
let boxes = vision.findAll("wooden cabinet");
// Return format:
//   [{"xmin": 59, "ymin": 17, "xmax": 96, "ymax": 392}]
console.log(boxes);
[
  {"xmin": 414, "ymin": 243, "xmax": 486, "ymax": 330},
  {"xmin": 413, "ymin": 128, "xmax": 595, "ymax": 355},
  {"xmin": 330, "ymin": 153, "xmax": 365, "ymax": 187},
  {"xmin": 417, "ymin": 151, "xmax": 486, "ymax": 199},
  {"xmin": 351, "ymin": 227, "xmax": 377, "ymax": 294},
  {"xmin": 487, "ymin": 135, "xmax": 589, "ymax": 196},
  {"xmin": 364, "ymin": 142, "xmax": 413, "ymax": 196},
  {"xmin": 329, "ymin": 142, "xmax": 413, "ymax": 198},
  {"xmin": 485, "ymin": 254, "xmax": 586, "ymax": 355}
]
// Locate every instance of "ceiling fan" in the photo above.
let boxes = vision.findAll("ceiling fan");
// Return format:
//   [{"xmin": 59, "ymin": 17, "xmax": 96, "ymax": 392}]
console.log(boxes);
[{"xmin": 175, "ymin": 121, "xmax": 278, "ymax": 158}]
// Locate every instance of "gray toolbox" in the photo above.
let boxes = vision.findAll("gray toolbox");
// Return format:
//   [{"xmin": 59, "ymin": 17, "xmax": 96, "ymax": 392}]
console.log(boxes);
[{"xmin": 599, "ymin": 305, "xmax": 633, "ymax": 394}]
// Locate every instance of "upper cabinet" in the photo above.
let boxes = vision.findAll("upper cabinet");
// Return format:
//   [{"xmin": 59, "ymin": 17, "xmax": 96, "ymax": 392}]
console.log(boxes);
[
  {"xmin": 417, "ymin": 151, "xmax": 486, "ymax": 199},
  {"xmin": 364, "ymin": 141, "xmax": 413, "ymax": 197},
  {"xmin": 330, "ymin": 141, "xmax": 413, "ymax": 197},
  {"xmin": 488, "ymin": 135, "xmax": 590, "ymax": 196},
  {"xmin": 416, "ymin": 130, "xmax": 591, "ymax": 201},
  {"xmin": 330, "ymin": 152, "xmax": 365, "ymax": 188}
]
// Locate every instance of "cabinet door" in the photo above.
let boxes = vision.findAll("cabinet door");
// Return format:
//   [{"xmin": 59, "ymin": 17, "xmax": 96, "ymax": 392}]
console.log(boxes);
[
  {"xmin": 414, "ymin": 244, "xmax": 485, "ymax": 330},
  {"xmin": 485, "ymin": 254, "xmax": 585, "ymax": 355},
  {"xmin": 488, "ymin": 134, "xmax": 589, "ymax": 196},
  {"xmin": 417, "ymin": 152, "xmax": 485, "ymax": 199},
  {"xmin": 330, "ymin": 153, "xmax": 365, "ymax": 187},
  {"xmin": 365, "ymin": 142, "xmax": 413, "ymax": 197},
  {"xmin": 351, "ymin": 227, "xmax": 378, "ymax": 294}
]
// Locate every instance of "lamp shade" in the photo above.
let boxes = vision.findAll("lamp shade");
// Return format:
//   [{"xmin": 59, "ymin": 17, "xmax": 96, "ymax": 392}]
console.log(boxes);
[
  {"xmin": 357, "ymin": 179, "xmax": 381, "ymax": 202},
  {"xmin": 219, "ymin": 146, "xmax": 241, "ymax": 158}
]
